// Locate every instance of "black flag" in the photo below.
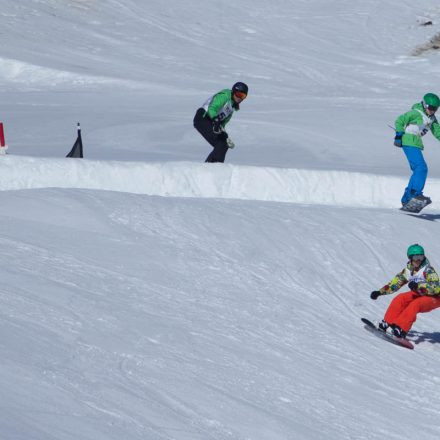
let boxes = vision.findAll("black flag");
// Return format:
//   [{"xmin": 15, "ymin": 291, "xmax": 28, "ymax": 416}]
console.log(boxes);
[{"xmin": 66, "ymin": 123, "xmax": 83, "ymax": 158}]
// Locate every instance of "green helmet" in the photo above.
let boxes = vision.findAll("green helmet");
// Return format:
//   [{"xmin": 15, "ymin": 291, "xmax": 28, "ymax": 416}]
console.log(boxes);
[
  {"xmin": 407, "ymin": 244, "xmax": 425, "ymax": 258},
  {"xmin": 423, "ymin": 93, "xmax": 440, "ymax": 108}
]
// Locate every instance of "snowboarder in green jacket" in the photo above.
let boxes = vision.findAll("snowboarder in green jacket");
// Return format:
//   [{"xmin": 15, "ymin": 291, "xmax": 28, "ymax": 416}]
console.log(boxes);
[
  {"xmin": 394, "ymin": 93, "xmax": 440, "ymax": 211},
  {"xmin": 193, "ymin": 82, "xmax": 248, "ymax": 163}
]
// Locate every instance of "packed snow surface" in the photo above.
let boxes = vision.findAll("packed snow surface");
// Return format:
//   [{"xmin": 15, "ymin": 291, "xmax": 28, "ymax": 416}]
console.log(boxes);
[{"xmin": 2, "ymin": 1, "xmax": 440, "ymax": 440}]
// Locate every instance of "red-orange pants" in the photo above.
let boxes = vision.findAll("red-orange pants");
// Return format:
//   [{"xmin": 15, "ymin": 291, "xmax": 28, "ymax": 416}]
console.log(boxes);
[{"xmin": 384, "ymin": 291, "xmax": 440, "ymax": 332}]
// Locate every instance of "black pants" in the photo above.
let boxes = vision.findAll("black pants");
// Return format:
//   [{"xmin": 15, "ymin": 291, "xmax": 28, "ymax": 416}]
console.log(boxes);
[{"xmin": 193, "ymin": 108, "xmax": 229, "ymax": 163}]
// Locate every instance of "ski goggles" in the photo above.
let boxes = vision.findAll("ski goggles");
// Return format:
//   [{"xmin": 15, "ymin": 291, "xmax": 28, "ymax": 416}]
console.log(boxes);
[
  {"xmin": 233, "ymin": 91, "xmax": 247, "ymax": 100},
  {"xmin": 426, "ymin": 105, "xmax": 438, "ymax": 112},
  {"xmin": 411, "ymin": 254, "xmax": 425, "ymax": 262}
]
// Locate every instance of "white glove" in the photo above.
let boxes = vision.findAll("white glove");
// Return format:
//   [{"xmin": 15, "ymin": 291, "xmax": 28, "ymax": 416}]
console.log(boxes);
[{"xmin": 226, "ymin": 138, "xmax": 235, "ymax": 149}]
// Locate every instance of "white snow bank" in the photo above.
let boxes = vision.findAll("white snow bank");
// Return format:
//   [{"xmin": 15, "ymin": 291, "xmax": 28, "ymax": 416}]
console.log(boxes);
[
  {"xmin": 0, "ymin": 155, "xmax": 436, "ymax": 209},
  {"xmin": 0, "ymin": 57, "xmax": 145, "ymax": 89}
]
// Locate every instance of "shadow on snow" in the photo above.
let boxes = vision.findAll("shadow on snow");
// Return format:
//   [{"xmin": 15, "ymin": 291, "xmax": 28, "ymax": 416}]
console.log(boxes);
[
  {"xmin": 410, "ymin": 331, "xmax": 440, "ymax": 345},
  {"xmin": 403, "ymin": 213, "xmax": 440, "ymax": 222}
]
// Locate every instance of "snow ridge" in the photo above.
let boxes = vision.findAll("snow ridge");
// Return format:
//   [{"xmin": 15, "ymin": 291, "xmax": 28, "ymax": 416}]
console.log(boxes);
[
  {"xmin": 0, "ymin": 156, "xmax": 432, "ymax": 209},
  {"xmin": 0, "ymin": 56, "xmax": 147, "ymax": 90}
]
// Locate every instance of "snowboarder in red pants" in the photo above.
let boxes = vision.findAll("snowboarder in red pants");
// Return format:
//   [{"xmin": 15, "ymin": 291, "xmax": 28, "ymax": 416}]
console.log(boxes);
[{"xmin": 370, "ymin": 244, "xmax": 440, "ymax": 338}]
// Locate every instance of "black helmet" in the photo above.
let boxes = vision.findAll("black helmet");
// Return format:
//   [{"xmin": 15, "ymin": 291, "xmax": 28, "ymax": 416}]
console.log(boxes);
[{"xmin": 232, "ymin": 82, "xmax": 248, "ymax": 95}]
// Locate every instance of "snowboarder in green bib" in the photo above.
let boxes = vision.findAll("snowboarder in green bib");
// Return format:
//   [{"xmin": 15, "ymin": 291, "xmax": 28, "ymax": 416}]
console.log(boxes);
[
  {"xmin": 395, "ymin": 93, "xmax": 440, "ymax": 212},
  {"xmin": 193, "ymin": 82, "xmax": 248, "ymax": 163}
]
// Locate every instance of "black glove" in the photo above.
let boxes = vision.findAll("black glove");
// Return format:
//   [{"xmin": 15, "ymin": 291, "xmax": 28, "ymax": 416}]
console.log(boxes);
[
  {"xmin": 217, "ymin": 131, "xmax": 228, "ymax": 141},
  {"xmin": 370, "ymin": 291, "xmax": 381, "ymax": 300},
  {"xmin": 212, "ymin": 118, "xmax": 222, "ymax": 134},
  {"xmin": 394, "ymin": 132, "xmax": 404, "ymax": 147},
  {"xmin": 408, "ymin": 281, "xmax": 419, "ymax": 292}
]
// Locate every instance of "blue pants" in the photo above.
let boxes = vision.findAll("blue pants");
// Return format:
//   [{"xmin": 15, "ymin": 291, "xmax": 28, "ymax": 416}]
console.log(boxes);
[{"xmin": 401, "ymin": 146, "xmax": 428, "ymax": 205}]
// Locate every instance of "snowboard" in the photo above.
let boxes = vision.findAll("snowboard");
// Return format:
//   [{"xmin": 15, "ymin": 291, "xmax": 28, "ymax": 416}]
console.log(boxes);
[
  {"xmin": 400, "ymin": 197, "xmax": 432, "ymax": 214},
  {"xmin": 361, "ymin": 318, "xmax": 414, "ymax": 350}
]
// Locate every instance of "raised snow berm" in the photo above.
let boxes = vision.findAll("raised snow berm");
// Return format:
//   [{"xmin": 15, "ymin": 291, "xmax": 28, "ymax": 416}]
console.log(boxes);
[{"xmin": 1, "ymin": 155, "xmax": 440, "ymax": 211}]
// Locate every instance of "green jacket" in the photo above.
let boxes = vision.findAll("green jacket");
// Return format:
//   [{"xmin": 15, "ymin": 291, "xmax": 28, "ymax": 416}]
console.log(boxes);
[
  {"xmin": 202, "ymin": 89, "xmax": 238, "ymax": 127},
  {"xmin": 379, "ymin": 258, "xmax": 440, "ymax": 296},
  {"xmin": 395, "ymin": 102, "xmax": 440, "ymax": 149}
]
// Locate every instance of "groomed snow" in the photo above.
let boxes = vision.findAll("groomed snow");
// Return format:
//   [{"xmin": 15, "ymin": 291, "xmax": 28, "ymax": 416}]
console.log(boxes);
[
  {"xmin": 2, "ymin": 188, "xmax": 440, "ymax": 440},
  {"xmin": 2, "ymin": 1, "xmax": 440, "ymax": 440}
]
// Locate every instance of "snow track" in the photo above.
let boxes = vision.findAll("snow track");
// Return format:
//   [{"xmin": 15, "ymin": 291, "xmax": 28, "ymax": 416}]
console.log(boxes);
[
  {"xmin": 2, "ymin": 189, "xmax": 440, "ymax": 440},
  {"xmin": 3, "ymin": 0, "xmax": 440, "ymax": 439}
]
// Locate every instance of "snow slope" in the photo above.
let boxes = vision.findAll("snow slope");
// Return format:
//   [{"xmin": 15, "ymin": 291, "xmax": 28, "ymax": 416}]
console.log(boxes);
[
  {"xmin": 2, "ymin": 1, "xmax": 440, "ymax": 440},
  {"xmin": 1, "ymin": 0, "xmax": 440, "ymax": 171},
  {"xmin": 2, "ymin": 186, "xmax": 440, "ymax": 440}
]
